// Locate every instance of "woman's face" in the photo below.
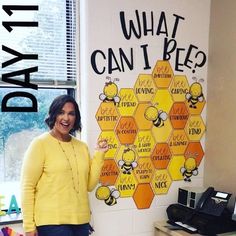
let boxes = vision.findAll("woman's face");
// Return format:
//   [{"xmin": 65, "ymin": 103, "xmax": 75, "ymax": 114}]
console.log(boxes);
[{"xmin": 53, "ymin": 102, "xmax": 76, "ymax": 138}]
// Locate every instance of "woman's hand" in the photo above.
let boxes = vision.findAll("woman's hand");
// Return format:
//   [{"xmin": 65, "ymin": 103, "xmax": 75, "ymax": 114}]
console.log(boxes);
[
  {"xmin": 25, "ymin": 230, "xmax": 38, "ymax": 236},
  {"xmin": 96, "ymin": 139, "xmax": 109, "ymax": 153}
]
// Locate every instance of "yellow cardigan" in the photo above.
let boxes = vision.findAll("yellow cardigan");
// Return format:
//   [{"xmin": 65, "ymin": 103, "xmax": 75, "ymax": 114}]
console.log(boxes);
[{"xmin": 20, "ymin": 132, "xmax": 104, "ymax": 232}]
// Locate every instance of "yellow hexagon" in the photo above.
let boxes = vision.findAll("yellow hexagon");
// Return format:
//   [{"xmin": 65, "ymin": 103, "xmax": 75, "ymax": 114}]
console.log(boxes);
[
  {"xmin": 151, "ymin": 169, "xmax": 172, "ymax": 194},
  {"xmin": 152, "ymin": 89, "xmax": 173, "ymax": 113},
  {"xmin": 134, "ymin": 157, "xmax": 154, "ymax": 184},
  {"xmin": 134, "ymin": 102, "xmax": 153, "ymax": 130},
  {"xmin": 151, "ymin": 118, "xmax": 173, "ymax": 143},
  {"xmin": 116, "ymin": 145, "xmax": 128, "ymax": 162},
  {"xmin": 170, "ymin": 75, "xmax": 189, "ymax": 102},
  {"xmin": 134, "ymin": 74, "xmax": 157, "ymax": 102},
  {"xmin": 134, "ymin": 130, "xmax": 155, "ymax": 158},
  {"xmin": 152, "ymin": 60, "xmax": 174, "ymax": 88},
  {"xmin": 115, "ymin": 172, "xmax": 138, "ymax": 198},
  {"xmin": 185, "ymin": 115, "xmax": 206, "ymax": 141},
  {"xmin": 169, "ymin": 130, "xmax": 189, "ymax": 155},
  {"xmin": 98, "ymin": 131, "xmax": 120, "ymax": 159},
  {"xmin": 95, "ymin": 102, "xmax": 120, "ymax": 130},
  {"xmin": 117, "ymin": 88, "xmax": 138, "ymax": 116},
  {"xmin": 168, "ymin": 155, "xmax": 185, "ymax": 180}
]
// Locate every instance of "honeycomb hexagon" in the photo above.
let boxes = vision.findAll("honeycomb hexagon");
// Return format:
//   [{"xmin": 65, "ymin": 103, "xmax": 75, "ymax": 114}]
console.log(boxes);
[
  {"xmin": 168, "ymin": 155, "xmax": 185, "ymax": 181},
  {"xmin": 152, "ymin": 60, "xmax": 174, "ymax": 88},
  {"xmin": 100, "ymin": 159, "xmax": 120, "ymax": 185},
  {"xmin": 96, "ymin": 102, "xmax": 120, "ymax": 130},
  {"xmin": 134, "ymin": 74, "xmax": 157, "ymax": 102},
  {"xmin": 169, "ymin": 102, "xmax": 189, "ymax": 129},
  {"xmin": 115, "ymin": 172, "xmax": 138, "ymax": 198},
  {"xmin": 151, "ymin": 169, "xmax": 172, "ymax": 194},
  {"xmin": 134, "ymin": 130, "xmax": 155, "ymax": 158},
  {"xmin": 133, "ymin": 183, "xmax": 154, "ymax": 209},
  {"xmin": 185, "ymin": 141, "xmax": 204, "ymax": 166},
  {"xmin": 152, "ymin": 89, "xmax": 174, "ymax": 113},
  {"xmin": 134, "ymin": 157, "xmax": 154, "ymax": 184},
  {"xmin": 98, "ymin": 131, "xmax": 120, "ymax": 159},
  {"xmin": 169, "ymin": 129, "xmax": 189, "ymax": 155},
  {"xmin": 185, "ymin": 115, "xmax": 206, "ymax": 141},
  {"xmin": 151, "ymin": 143, "xmax": 172, "ymax": 169},
  {"xmin": 134, "ymin": 102, "xmax": 153, "ymax": 130},
  {"xmin": 170, "ymin": 75, "xmax": 189, "ymax": 102},
  {"xmin": 118, "ymin": 88, "xmax": 138, "ymax": 116},
  {"xmin": 151, "ymin": 118, "xmax": 173, "ymax": 143},
  {"xmin": 115, "ymin": 116, "xmax": 138, "ymax": 145}
]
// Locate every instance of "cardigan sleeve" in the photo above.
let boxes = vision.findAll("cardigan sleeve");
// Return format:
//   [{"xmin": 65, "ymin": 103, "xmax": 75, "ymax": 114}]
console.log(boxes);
[
  {"xmin": 87, "ymin": 149, "xmax": 105, "ymax": 192},
  {"xmin": 20, "ymin": 138, "xmax": 45, "ymax": 232}
]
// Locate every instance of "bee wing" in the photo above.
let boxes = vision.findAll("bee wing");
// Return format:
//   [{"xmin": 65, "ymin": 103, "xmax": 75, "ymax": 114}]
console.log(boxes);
[
  {"xmin": 159, "ymin": 112, "xmax": 167, "ymax": 121},
  {"xmin": 198, "ymin": 96, "xmax": 204, "ymax": 102},
  {"xmin": 192, "ymin": 169, "xmax": 198, "ymax": 176},
  {"xmin": 180, "ymin": 167, "xmax": 186, "ymax": 174},
  {"xmin": 132, "ymin": 161, "xmax": 138, "ymax": 168},
  {"xmin": 99, "ymin": 93, "xmax": 106, "ymax": 101},
  {"xmin": 111, "ymin": 189, "xmax": 120, "ymax": 199},
  {"xmin": 185, "ymin": 93, "xmax": 191, "ymax": 100},
  {"xmin": 118, "ymin": 160, "xmax": 125, "ymax": 166},
  {"xmin": 114, "ymin": 96, "xmax": 120, "ymax": 103}
]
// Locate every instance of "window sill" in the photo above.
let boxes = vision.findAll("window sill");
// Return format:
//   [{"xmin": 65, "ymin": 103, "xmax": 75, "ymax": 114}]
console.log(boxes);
[{"xmin": 0, "ymin": 213, "xmax": 22, "ymax": 225}]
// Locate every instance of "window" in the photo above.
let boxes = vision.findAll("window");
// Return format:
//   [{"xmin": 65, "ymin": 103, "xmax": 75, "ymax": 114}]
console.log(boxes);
[{"xmin": 0, "ymin": 0, "xmax": 77, "ymax": 189}]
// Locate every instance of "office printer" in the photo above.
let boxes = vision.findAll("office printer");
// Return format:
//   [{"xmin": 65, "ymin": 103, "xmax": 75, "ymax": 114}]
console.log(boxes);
[{"xmin": 167, "ymin": 187, "xmax": 236, "ymax": 235}]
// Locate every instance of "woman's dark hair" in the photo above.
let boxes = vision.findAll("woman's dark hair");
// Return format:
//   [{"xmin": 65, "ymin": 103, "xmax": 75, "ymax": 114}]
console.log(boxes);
[{"xmin": 45, "ymin": 95, "xmax": 81, "ymax": 132}]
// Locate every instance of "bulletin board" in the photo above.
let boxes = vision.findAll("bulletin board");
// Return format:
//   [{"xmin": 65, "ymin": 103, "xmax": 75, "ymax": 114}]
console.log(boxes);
[{"xmin": 81, "ymin": 1, "xmax": 209, "ymax": 210}]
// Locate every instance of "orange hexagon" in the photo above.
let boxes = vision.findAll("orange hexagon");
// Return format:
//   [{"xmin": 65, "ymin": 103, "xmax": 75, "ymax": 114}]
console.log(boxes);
[
  {"xmin": 115, "ymin": 116, "xmax": 138, "ymax": 145},
  {"xmin": 151, "ymin": 143, "xmax": 172, "ymax": 169},
  {"xmin": 152, "ymin": 60, "xmax": 174, "ymax": 88},
  {"xmin": 100, "ymin": 159, "xmax": 119, "ymax": 185},
  {"xmin": 134, "ymin": 74, "xmax": 157, "ymax": 102},
  {"xmin": 170, "ymin": 75, "xmax": 189, "ymax": 102},
  {"xmin": 134, "ymin": 102, "xmax": 153, "ymax": 130},
  {"xmin": 169, "ymin": 130, "xmax": 189, "ymax": 155},
  {"xmin": 185, "ymin": 115, "xmax": 206, "ymax": 141},
  {"xmin": 151, "ymin": 169, "xmax": 172, "ymax": 194},
  {"xmin": 134, "ymin": 157, "xmax": 154, "ymax": 183},
  {"xmin": 184, "ymin": 142, "xmax": 204, "ymax": 166},
  {"xmin": 117, "ymin": 88, "xmax": 138, "ymax": 116},
  {"xmin": 134, "ymin": 130, "xmax": 155, "ymax": 158},
  {"xmin": 168, "ymin": 155, "xmax": 185, "ymax": 180},
  {"xmin": 133, "ymin": 183, "xmax": 154, "ymax": 209},
  {"xmin": 115, "ymin": 172, "xmax": 138, "ymax": 198},
  {"xmin": 169, "ymin": 102, "xmax": 189, "ymax": 129},
  {"xmin": 98, "ymin": 131, "xmax": 120, "ymax": 159},
  {"xmin": 96, "ymin": 102, "xmax": 120, "ymax": 130}
]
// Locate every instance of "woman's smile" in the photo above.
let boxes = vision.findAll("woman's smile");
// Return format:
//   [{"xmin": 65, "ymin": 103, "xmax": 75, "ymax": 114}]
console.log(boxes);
[{"xmin": 52, "ymin": 102, "xmax": 76, "ymax": 141}]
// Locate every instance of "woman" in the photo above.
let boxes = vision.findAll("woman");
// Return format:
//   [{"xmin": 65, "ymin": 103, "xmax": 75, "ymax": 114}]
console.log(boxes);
[{"xmin": 21, "ymin": 95, "xmax": 108, "ymax": 236}]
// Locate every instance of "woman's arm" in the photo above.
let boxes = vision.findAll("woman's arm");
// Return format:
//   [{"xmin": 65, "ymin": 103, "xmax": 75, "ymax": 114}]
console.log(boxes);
[
  {"xmin": 87, "ymin": 139, "xmax": 108, "ymax": 191},
  {"xmin": 21, "ymin": 138, "xmax": 45, "ymax": 232}
]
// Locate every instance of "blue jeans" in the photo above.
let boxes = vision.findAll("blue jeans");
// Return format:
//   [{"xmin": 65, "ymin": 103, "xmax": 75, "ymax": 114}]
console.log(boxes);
[{"xmin": 37, "ymin": 223, "xmax": 91, "ymax": 236}]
